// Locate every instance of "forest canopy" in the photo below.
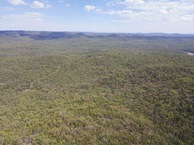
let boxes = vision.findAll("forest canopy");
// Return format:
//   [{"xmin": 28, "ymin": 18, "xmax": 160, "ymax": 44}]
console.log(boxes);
[{"xmin": 0, "ymin": 31, "xmax": 193, "ymax": 144}]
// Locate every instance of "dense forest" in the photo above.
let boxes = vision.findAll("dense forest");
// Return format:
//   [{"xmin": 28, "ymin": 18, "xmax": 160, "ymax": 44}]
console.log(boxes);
[{"xmin": 0, "ymin": 31, "xmax": 193, "ymax": 144}]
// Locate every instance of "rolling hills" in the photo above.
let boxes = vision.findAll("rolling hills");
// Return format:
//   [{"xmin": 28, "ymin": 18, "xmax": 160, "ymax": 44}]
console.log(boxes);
[{"xmin": 0, "ymin": 31, "xmax": 193, "ymax": 144}]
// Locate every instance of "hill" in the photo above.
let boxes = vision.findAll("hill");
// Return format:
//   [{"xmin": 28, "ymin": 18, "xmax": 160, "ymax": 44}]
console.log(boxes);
[{"xmin": 0, "ymin": 31, "xmax": 193, "ymax": 144}]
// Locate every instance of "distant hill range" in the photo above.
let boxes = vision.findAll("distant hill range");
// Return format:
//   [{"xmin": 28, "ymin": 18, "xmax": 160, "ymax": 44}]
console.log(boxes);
[{"xmin": 0, "ymin": 31, "xmax": 194, "ymax": 40}]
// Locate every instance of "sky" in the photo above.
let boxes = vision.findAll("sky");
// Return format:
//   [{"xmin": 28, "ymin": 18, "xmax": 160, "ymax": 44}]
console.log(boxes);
[{"xmin": 0, "ymin": 0, "xmax": 194, "ymax": 33}]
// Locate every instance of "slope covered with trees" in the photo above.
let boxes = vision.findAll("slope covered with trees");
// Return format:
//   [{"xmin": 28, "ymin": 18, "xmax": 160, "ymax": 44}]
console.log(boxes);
[{"xmin": 0, "ymin": 31, "xmax": 193, "ymax": 144}]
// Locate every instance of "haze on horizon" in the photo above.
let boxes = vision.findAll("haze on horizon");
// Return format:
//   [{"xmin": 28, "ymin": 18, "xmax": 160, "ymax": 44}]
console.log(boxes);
[{"xmin": 0, "ymin": 0, "xmax": 194, "ymax": 34}]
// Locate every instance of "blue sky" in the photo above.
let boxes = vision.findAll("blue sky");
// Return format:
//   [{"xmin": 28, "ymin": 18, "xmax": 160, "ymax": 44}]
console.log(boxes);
[{"xmin": 0, "ymin": 0, "xmax": 194, "ymax": 33}]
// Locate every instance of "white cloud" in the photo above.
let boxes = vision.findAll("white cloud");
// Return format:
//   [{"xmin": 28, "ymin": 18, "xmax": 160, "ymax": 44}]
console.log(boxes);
[
  {"xmin": 103, "ymin": 0, "xmax": 194, "ymax": 22},
  {"xmin": 94, "ymin": 0, "xmax": 194, "ymax": 33},
  {"xmin": 0, "ymin": 7, "xmax": 15, "ymax": 11},
  {"xmin": 125, "ymin": 0, "xmax": 145, "ymax": 5},
  {"xmin": 100, "ymin": 9, "xmax": 134, "ymax": 17},
  {"xmin": 8, "ymin": 0, "xmax": 26, "ymax": 6},
  {"xmin": 0, "ymin": 12, "xmax": 46, "ymax": 30},
  {"xmin": 45, "ymin": 4, "xmax": 52, "ymax": 9},
  {"xmin": 25, "ymin": 12, "xmax": 43, "ymax": 17},
  {"xmin": 160, "ymin": 9, "xmax": 168, "ymax": 14},
  {"xmin": 59, "ymin": 0, "xmax": 64, "ymax": 3},
  {"xmin": 180, "ymin": 15, "xmax": 193, "ymax": 22},
  {"xmin": 84, "ymin": 5, "xmax": 96, "ymax": 11},
  {"xmin": 31, "ymin": 1, "xmax": 51, "ymax": 9},
  {"xmin": 31, "ymin": 1, "xmax": 44, "ymax": 8},
  {"xmin": 66, "ymin": 4, "xmax": 70, "ymax": 7},
  {"xmin": 5, "ymin": 12, "xmax": 44, "ymax": 21}
]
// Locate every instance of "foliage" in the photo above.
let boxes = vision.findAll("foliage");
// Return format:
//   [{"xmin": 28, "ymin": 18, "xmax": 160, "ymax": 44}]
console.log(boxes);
[{"xmin": 0, "ymin": 33, "xmax": 194, "ymax": 144}]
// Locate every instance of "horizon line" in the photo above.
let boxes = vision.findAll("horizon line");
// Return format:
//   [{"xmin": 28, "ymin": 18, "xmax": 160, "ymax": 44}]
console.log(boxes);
[{"xmin": 0, "ymin": 30, "xmax": 194, "ymax": 35}]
